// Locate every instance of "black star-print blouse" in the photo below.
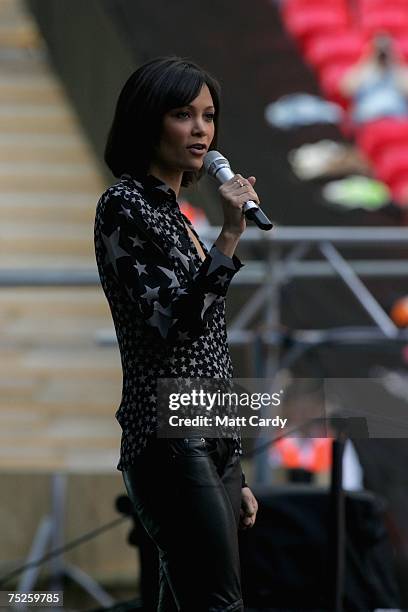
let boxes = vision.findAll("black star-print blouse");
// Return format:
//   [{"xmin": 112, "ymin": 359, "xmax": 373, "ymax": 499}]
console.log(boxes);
[{"xmin": 94, "ymin": 173, "xmax": 247, "ymax": 483}]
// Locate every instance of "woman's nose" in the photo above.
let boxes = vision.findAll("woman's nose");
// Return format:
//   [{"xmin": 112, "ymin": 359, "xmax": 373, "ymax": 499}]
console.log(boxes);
[{"xmin": 192, "ymin": 119, "xmax": 206, "ymax": 135}]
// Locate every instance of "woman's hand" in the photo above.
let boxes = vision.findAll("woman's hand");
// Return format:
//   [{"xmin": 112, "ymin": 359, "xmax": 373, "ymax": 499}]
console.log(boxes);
[
  {"xmin": 239, "ymin": 486, "xmax": 259, "ymax": 530},
  {"xmin": 218, "ymin": 174, "xmax": 259, "ymax": 237}
]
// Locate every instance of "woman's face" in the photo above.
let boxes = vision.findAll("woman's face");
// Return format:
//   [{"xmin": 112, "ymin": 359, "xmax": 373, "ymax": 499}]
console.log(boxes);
[{"xmin": 152, "ymin": 84, "xmax": 215, "ymax": 175}]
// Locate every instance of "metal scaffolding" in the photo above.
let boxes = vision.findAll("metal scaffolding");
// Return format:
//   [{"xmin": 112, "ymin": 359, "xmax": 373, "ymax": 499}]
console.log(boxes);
[{"xmin": 2, "ymin": 225, "xmax": 408, "ymax": 373}]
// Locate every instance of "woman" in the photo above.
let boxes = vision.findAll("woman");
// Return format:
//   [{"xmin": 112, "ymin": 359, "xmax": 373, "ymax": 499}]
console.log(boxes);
[{"xmin": 94, "ymin": 56, "xmax": 258, "ymax": 612}]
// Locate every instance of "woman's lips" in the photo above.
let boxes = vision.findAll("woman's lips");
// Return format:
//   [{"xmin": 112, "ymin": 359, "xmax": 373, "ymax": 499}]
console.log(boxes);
[{"xmin": 187, "ymin": 147, "xmax": 206, "ymax": 156}]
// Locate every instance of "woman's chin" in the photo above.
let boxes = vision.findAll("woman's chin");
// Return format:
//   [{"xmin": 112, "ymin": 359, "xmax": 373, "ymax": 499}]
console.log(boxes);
[
  {"xmin": 174, "ymin": 155, "xmax": 204, "ymax": 174},
  {"xmin": 183, "ymin": 160, "xmax": 204, "ymax": 172}
]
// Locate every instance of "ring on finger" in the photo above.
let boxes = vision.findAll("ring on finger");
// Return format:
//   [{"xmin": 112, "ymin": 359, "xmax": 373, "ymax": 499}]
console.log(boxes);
[{"xmin": 235, "ymin": 179, "xmax": 245, "ymax": 188}]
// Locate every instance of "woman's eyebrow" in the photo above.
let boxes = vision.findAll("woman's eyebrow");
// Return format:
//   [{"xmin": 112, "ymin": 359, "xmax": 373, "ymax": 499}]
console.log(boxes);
[{"xmin": 184, "ymin": 103, "xmax": 215, "ymax": 110}]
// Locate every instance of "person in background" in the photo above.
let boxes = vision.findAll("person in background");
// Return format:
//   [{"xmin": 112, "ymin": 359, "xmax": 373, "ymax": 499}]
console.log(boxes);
[{"xmin": 339, "ymin": 34, "xmax": 408, "ymax": 125}]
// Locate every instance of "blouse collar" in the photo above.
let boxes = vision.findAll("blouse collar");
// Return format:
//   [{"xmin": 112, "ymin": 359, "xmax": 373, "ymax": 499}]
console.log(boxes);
[{"xmin": 121, "ymin": 172, "xmax": 179, "ymax": 207}]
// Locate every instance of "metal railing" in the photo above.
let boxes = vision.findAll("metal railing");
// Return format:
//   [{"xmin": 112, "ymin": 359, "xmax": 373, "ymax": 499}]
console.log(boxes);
[{"xmin": 2, "ymin": 226, "xmax": 408, "ymax": 360}]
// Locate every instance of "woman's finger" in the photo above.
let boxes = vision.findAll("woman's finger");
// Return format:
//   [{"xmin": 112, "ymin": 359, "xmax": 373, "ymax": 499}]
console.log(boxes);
[{"xmin": 231, "ymin": 177, "xmax": 248, "ymax": 190}]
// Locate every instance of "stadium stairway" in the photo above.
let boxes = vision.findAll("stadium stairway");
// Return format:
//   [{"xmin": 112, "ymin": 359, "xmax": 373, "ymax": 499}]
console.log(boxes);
[{"xmin": 0, "ymin": 0, "xmax": 122, "ymax": 473}]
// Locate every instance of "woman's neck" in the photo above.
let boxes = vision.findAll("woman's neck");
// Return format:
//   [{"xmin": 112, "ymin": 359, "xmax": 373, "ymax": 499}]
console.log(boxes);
[{"xmin": 147, "ymin": 164, "xmax": 182, "ymax": 197}]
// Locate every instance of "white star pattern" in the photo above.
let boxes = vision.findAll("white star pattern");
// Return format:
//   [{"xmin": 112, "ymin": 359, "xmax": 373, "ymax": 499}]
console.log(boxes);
[
  {"xmin": 215, "ymin": 273, "xmax": 229, "ymax": 287},
  {"xmin": 134, "ymin": 260, "xmax": 147, "ymax": 275},
  {"xmin": 101, "ymin": 227, "xmax": 130, "ymax": 277},
  {"xmin": 201, "ymin": 292, "xmax": 217, "ymax": 318},
  {"xmin": 147, "ymin": 302, "xmax": 173, "ymax": 338},
  {"xmin": 129, "ymin": 234, "xmax": 146, "ymax": 249},
  {"xmin": 141, "ymin": 283, "xmax": 160, "ymax": 303},
  {"xmin": 170, "ymin": 246, "xmax": 190, "ymax": 270},
  {"xmin": 119, "ymin": 204, "xmax": 133, "ymax": 220},
  {"xmin": 172, "ymin": 232, "xmax": 182, "ymax": 247},
  {"xmin": 158, "ymin": 266, "xmax": 180, "ymax": 288},
  {"xmin": 94, "ymin": 175, "xmax": 244, "ymax": 471}
]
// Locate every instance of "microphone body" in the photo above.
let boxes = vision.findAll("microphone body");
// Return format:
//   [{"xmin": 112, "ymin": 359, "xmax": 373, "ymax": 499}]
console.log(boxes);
[{"xmin": 203, "ymin": 151, "xmax": 273, "ymax": 231}]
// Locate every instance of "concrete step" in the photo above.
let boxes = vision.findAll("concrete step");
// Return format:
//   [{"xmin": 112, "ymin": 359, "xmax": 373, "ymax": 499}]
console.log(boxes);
[
  {"xmin": 0, "ymin": 83, "xmax": 63, "ymax": 104},
  {"xmin": 0, "ymin": 72, "xmax": 61, "ymax": 89},
  {"xmin": 0, "ymin": 23, "xmax": 41, "ymax": 47},
  {"xmin": 0, "ymin": 55, "xmax": 54, "ymax": 77},
  {"xmin": 0, "ymin": 193, "xmax": 98, "ymax": 222},
  {"xmin": 0, "ymin": 377, "xmax": 121, "ymax": 410},
  {"xmin": 0, "ymin": 150, "xmax": 94, "ymax": 165},
  {"xmin": 0, "ymin": 131, "xmax": 92, "ymax": 146},
  {"xmin": 0, "ymin": 288, "xmax": 110, "ymax": 315},
  {"xmin": 0, "ymin": 161, "xmax": 104, "ymax": 191},
  {"xmin": 0, "ymin": 346, "xmax": 121, "ymax": 375},
  {"xmin": 0, "ymin": 446, "xmax": 120, "ymax": 473},
  {"xmin": 0, "ymin": 103, "xmax": 81, "ymax": 132},
  {"xmin": 0, "ymin": 219, "xmax": 93, "ymax": 232},
  {"xmin": 0, "ymin": 224, "xmax": 94, "ymax": 256},
  {"xmin": 0, "ymin": 132, "xmax": 96, "ymax": 164},
  {"xmin": 0, "ymin": 177, "xmax": 103, "ymax": 193},
  {"xmin": 0, "ymin": 240, "xmax": 94, "ymax": 257},
  {"xmin": 0, "ymin": 253, "xmax": 96, "ymax": 267},
  {"xmin": 2, "ymin": 318, "xmax": 110, "ymax": 345}
]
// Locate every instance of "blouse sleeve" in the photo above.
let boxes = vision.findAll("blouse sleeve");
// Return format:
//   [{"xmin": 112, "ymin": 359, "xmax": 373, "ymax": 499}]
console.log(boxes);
[{"xmin": 99, "ymin": 190, "xmax": 244, "ymax": 344}]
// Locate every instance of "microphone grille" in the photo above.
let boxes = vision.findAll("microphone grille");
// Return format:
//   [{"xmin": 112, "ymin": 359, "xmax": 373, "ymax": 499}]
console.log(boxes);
[{"xmin": 203, "ymin": 150, "xmax": 229, "ymax": 175}]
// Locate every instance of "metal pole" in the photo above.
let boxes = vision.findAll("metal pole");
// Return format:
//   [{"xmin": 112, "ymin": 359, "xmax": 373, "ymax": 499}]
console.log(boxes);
[
  {"xmin": 253, "ymin": 245, "xmax": 282, "ymax": 485},
  {"xmin": 329, "ymin": 436, "xmax": 346, "ymax": 612},
  {"xmin": 319, "ymin": 241, "xmax": 399, "ymax": 338},
  {"xmin": 49, "ymin": 473, "xmax": 66, "ymax": 592}
]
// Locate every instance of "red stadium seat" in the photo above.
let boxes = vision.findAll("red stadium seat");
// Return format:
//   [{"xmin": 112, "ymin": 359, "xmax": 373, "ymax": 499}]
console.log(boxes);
[
  {"xmin": 282, "ymin": 0, "xmax": 347, "ymax": 22},
  {"xmin": 360, "ymin": 7, "xmax": 408, "ymax": 37},
  {"xmin": 283, "ymin": 6, "xmax": 350, "ymax": 46},
  {"xmin": 358, "ymin": 0, "xmax": 408, "ymax": 14},
  {"xmin": 304, "ymin": 31, "xmax": 365, "ymax": 70},
  {"xmin": 318, "ymin": 61, "xmax": 356, "ymax": 107},
  {"xmin": 393, "ymin": 35, "xmax": 408, "ymax": 62},
  {"xmin": 374, "ymin": 145, "xmax": 408, "ymax": 184},
  {"xmin": 388, "ymin": 174, "xmax": 408, "ymax": 205},
  {"xmin": 356, "ymin": 118, "xmax": 408, "ymax": 161}
]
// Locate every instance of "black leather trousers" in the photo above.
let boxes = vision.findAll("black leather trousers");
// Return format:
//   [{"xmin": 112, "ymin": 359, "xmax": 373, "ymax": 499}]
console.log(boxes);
[{"xmin": 122, "ymin": 436, "xmax": 244, "ymax": 612}]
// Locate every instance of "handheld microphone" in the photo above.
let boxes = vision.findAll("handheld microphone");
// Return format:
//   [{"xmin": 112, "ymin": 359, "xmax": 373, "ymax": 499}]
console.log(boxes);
[{"xmin": 203, "ymin": 150, "xmax": 273, "ymax": 231}]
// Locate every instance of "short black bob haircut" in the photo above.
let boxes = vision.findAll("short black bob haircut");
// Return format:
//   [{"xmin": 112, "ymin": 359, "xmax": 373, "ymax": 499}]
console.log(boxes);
[{"xmin": 104, "ymin": 56, "xmax": 221, "ymax": 187}]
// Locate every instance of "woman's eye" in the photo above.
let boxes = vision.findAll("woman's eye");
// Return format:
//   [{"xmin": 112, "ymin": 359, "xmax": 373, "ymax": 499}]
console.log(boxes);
[
  {"xmin": 175, "ymin": 111, "xmax": 189, "ymax": 119},
  {"xmin": 205, "ymin": 113, "xmax": 215, "ymax": 121}
]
